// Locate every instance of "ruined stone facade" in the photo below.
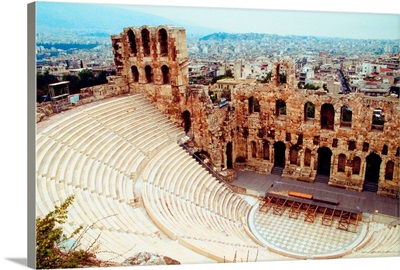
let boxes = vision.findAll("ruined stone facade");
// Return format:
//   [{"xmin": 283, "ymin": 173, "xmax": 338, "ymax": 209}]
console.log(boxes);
[{"xmin": 109, "ymin": 25, "xmax": 400, "ymax": 198}]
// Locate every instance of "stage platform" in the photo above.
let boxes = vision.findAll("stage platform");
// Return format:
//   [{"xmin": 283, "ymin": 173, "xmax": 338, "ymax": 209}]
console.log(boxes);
[{"xmin": 231, "ymin": 170, "xmax": 400, "ymax": 217}]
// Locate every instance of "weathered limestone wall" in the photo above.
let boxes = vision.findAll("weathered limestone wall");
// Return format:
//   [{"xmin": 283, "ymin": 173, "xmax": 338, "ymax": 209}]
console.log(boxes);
[{"xmin": 111, "ymin": 25, "xmax": 399, "ymax": 198}]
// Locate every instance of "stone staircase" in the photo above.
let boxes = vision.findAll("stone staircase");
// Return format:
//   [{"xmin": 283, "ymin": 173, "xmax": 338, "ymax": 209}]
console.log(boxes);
[
  {"xmin": 271, "ymin": 166, "xmax": 284, "ymax": 176},
  {"xmin": 314, "ymin": 173, "xmax": 330, "ymax": 184},
  {"xmin": 363, "ymin": 182, "xmax": 379, "ymax": 193}
]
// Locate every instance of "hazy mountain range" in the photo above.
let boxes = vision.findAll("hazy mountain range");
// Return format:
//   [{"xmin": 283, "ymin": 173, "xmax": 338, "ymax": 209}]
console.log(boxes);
[{"xmin": 35, "ymin": 2, "xmax": 219, "ymax": 38}]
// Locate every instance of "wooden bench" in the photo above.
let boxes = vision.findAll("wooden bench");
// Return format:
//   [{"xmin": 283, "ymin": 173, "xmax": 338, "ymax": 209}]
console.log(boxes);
[{"xmin": 288, "ymin": 191, "xmax": 313, "ymax": 200}]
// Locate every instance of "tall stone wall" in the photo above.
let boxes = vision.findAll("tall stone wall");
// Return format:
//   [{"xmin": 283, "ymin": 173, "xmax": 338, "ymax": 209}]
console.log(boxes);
[{"xmin": 109, "ymin": 25, "xmax": 399, "ymax": 198}]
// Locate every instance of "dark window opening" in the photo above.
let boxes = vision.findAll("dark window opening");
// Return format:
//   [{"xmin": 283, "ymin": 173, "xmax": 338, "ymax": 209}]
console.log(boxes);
[
  {"xmin": 248, "ymin": 96, "xmax": 254, "ymax": 114},
  {"xmin": 362, "ymin": 142, "xmax": 369, "ymax": 152},
  {"xmin": 145, "ymin": 65, "xmax": 153, "ymax": 83},
  {"xmin": 364, "ymin": 152, "xmax": 382, "ymax": 190},
  {"xmin": 321, "ymin": 103, "xmax": 335, "ymax": 130},
  {"xmin": 254, "ymin": 98, "xmax": 260, "ymax": 113},
  {"xmin": 313, "ymin": 136, "xmax": 320, "ymax": 146},
  {"xmin": 352, "ymin": 157, "xmax": 361, "ymax": 175},
  {"xmin": 304, "ymin": 148, "xmax": 311, "ymax": 167},
  {"xmin": 382, "ymin": 144, "xmax": 388, "ymax": 155},
  {"xmin": 332, "ymin": 138, "xmax": 338, "ymax": 148},
  {"xmin": 276, "ymin": 99, "xmax": 286, "ymax": 116},
  {"xmin": 161, "ymin": 65, "xmax": 170, "ymax": 84},
  {"xmin": 371, "ymin": 109, "xmax": 384, "ymax": 131},
  {"xmin": 226, "ymin": 142, "xmax": 233, "ymax": 169},
  {"xmin": 158, "ymin": 28, "xmax": 168, "ymax": 56},
  {"xmin": 251, "ymin": 141, "xmax": 257, "ymax": 158},
  {"xmin": 263, "ymin": 141, "xmax": 270, "ymax": 160},
  {"xmin": 385, "ymin": 161, "xmax": 394, "ymax": 180},
  {"xmin": 127, "ymin": 29, "xmax": 137, "ymax": 55},
  {"xmin": 182, "ymin": 110, "xmax": 191, "ymax": 134},
  {"xmin": 285, "ymin": 133, "xmax": 291, "ymax": 142},
  {"xmin": 304, "ymin": 102, "xmax": 315, "ymax": 121},
  {"xmin": 348, "ymin": 140, "xmax": 356, "ymax": 151},
  {"xmin": 297, "ymin": 134, "xmax": 303, "ymax": 145},
  {"xmin": 131, "ymin": 66, "xmax": 139, "ymax": 82},
  {"xmin": 338, "ymin": 154, "xmax": 346, "ymax": 172},
  {"xmin": 141, "ymin": 28, "xmax": 151, "ymax": 56},
  {"xmin": 243, "ymin": 127, "xmax": 249, "ymax": 138},
  {"xmin": 289, "ymin": 146, "xmax": 298, "ymax": 165},
  {"xmin": 340, "ymin": 105, "xmax": 352, "ymax": 127},
  {"xmin": 396, "ymin": 147, "xmax": 400, "ymax": 157}
]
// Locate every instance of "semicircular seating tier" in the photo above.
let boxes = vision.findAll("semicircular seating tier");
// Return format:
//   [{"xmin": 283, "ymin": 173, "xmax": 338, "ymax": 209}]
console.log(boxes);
[{"xmin": 36, "ymin": 94, "xmax": 285, "ymax": 263}]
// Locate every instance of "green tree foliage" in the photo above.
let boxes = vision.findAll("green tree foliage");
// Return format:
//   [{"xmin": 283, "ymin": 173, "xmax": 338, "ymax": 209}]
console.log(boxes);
[
  {"xmin": 36, "ymin": 70, "xmax": 59, "ymax": 101},
  {"xmin": 36, "ymin": 195, "xmax": 101, "ymax": 269},
  {"xmin": 260, "ymin": 71, "xmax": 272, "ymax": 83}
]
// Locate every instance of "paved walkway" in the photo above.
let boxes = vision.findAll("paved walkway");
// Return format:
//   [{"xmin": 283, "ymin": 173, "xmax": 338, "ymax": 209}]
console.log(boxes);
[{"xmin": 231, "ymin": 170, "xmax": 400, "ymax": 217}]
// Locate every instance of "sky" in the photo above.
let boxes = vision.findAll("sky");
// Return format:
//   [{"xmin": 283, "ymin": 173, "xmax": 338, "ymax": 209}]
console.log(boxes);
[
  {"xmin": 0, "ymin": 1, "xmax": 399, "ymax": 270},
  {"xmin": 114, "ymin": 3, "xmax": 399, "ymax": 39}
]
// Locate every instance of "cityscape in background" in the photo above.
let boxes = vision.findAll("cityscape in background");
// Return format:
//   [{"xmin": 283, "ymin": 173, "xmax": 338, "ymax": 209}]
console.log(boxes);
[{"xmin": 35, "ymin": 2, "xmax": 400, "ymax": 100}]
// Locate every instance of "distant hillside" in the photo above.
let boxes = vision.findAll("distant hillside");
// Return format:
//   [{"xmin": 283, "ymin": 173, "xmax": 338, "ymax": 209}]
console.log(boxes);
[{"xmin": 36, "ymin": 2, "xmax": 218, "ymax": 37}]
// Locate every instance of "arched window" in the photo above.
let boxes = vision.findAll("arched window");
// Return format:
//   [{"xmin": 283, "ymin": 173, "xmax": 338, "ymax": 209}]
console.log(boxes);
[
  {"xmin": 289, "ymin": 146, "xmax": 298, "ymax": 165},
  {"xmin": 321, "ymin": 103, "xmax": 334, "ymax": 130},
  {"xmin": 248, "ymin": 96, "xmax": 254, "ymax": 114},
  {"xmin": 385, "ymin": 161, "xmax": 394, "ymax": 180},
  {"xmin": 141, "ymin": 28, "xmax": 150, "ymax": 56},
  {"xmin": 254, "ymin": 98, "xmax": 260, "ymax": 113},
  {"xmin": 304, "ymin": 102, "xmax": 315, "ymax": 121},
  {"xmin": 338, "ymin": 154, "xmax": 346, "ymax": 172},
  {"xmin": 340, "ymin": 105, "xmax": 352, "ymax": 127},
  {"xmin": 251, "ymin": 141, "xmax": 257, "ymax": 158},
  {"xmin": 276, "ymin": 99, "xmax": 286, "ymax": 116},
  {"xmin": 127, "ymin": 29, "xmax": 137, "ymax": 55},
  {"xmin": 158, "ymin": 28, "xmax": 168, "ymax": 56},
  {"xmin": 372, "ymin": 109, "xmax": 384, "ymax": 131},
  {"xmin": 161, "ymin": 65, "xmax": 170, "ymax": 84},
  {"xmin": 263, "ymin": 141, "xmax": 269, "ymax": 160},
  {"xmin": 304, "ymin": 148, "xmax": 311, "ymax": 167},
  {"xmin": 382, "ymin": 144, "xmax": 388, "ymax": 155},
  {"xmin": 131, "ymin": 66, "xmax": 139, "ymax": 82},
  {"xmin": 145, "ymin": 65, "xmax": 153, "ymax": 83},
  {"xmin": 352, "ymin": 156, "xmax": 361, "ymax": 175}
]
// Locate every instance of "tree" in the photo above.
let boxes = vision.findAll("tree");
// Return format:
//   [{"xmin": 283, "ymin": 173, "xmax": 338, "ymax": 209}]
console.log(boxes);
[
  {"xmin": 78, "ymin": 69, "xmax": 96, "ymax": 88},
  {"xmin": 224, "ymin": 69, "xmax": 233, "ymax": 78},
  {"xmin": 36, "ymin": 195, "xmax": 102, "ymax": 269}
]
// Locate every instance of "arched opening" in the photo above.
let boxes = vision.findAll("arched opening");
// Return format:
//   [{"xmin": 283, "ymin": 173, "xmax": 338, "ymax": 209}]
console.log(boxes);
[
  {"xmin": 182, "ymin": 110, "xmax": 191, "ymax": 134},
  {"xmin": 321, "ymin": 103, "xmax": 335, "ymax": 130},
  {"xmin": 385, "ymin": 161, "xmax": 394, "ymax": 180},
  {"xmin": 263, "ymin": 141, "xmax": 269, "ymax": 160},
  {"xmin": 273, "ymin": 141, "xmax": 286, "ymax": 167},
  {"xmin": 275, "ymin": 99, "xmax": 286, "ymax": 117},
  {"xmin": 226, "ymin": 142, "xmax": 233, "ymax": 169},
  {"xmin": 158, "ymin": 28, "xmax": 168, "ymax": 56},
  {"xmin": 340, "ymin": 105, "xmax": 352, "ymax": 127},
  {"xmin": 141, "ymin": 28, "xmax": 151, "ymax": 56},
  {"xmin": 145, "ymin": 65, "xmax": 153, "ymax": 83},
  {"xmin": 352, "ymin": 157, "xmax": 361, "ymax": 175},
  {"xmin": 254, "ymin": 98, "xmax": 260, "ymax": 113},
  {"xmin": 127, "ymin": 29, "xmax": 137, "ymax": 55},
  {"xmin": 248, "ymin": 96, "xmax": 254, "ymax": 114},
  {"xmin": 161, "ymin": 65, "xmax": 170, "ymax": 84},
  {"xmin": 338, "ymin": 153, "xmax": 346, "ymax": 172},
  {"xmin": 304, "ymin": 148, "xmax": 311, "ymax": 167},
  {"xmin": 317, "ymin": 146, "xmax": 332, "ymax": 176},
  {"xmin": 371, "ymin": 109, "xmax": 384, "ymax": 131},
  {"xmin": 363, "ymin": 152, "xmax": 382, "ymax": 192},
  {"xmin": 131, "ymin": 66, "xmax": 139, "ymax": 82},
  {"xmin": 382, "ymin": 144, "xmax": 388, "ymax": 155},
  {"xmin": 289, "ymin": 146, "xmax": 298, "ymax": 165},
  {"xmin": 251, "ymin": 141, "xmax": 257, "ymax": 158},
  {"xmin": 304, "ymin": 102, "xmax": 315, "ymax": 121}
]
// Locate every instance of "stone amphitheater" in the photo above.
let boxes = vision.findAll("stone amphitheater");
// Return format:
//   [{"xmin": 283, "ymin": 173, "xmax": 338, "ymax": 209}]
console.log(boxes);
[{"xmin": 35, "ymin": 25, "xmax": 400, "ymax": 265}]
